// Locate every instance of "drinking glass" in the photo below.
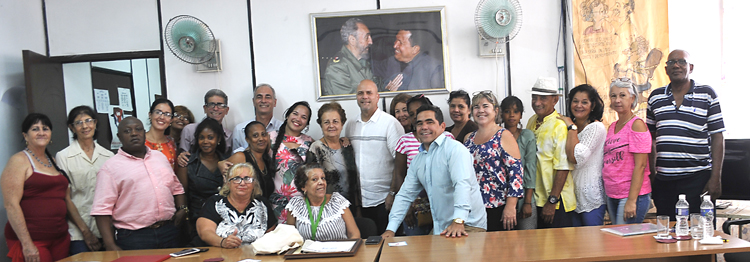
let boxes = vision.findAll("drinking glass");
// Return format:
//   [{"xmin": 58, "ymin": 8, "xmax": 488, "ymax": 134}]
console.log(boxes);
[
  {"xmin": 690, "ymin": 213, "xmax": 703, "ymax": 239},
  {"xmin": 656, "ymin": 215, "xmax": 670, "ymax": 238}
]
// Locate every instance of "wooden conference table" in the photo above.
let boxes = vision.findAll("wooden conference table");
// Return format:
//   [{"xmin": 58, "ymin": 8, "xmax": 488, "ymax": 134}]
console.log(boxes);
[{"xmin": 60, "ymin": 225, "xmax": 750, "ymax": 262}]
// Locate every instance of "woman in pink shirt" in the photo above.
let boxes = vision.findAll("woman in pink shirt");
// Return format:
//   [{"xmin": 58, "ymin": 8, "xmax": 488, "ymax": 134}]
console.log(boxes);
[{"xmin": 603, "ymin": 78, "xmax": 652, "ymax": 224}]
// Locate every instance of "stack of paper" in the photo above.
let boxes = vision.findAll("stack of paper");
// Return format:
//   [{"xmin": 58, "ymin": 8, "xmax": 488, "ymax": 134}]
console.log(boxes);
[{"xmin": 300, "ymin": 240, "xmax": 357, "ymax": 253}]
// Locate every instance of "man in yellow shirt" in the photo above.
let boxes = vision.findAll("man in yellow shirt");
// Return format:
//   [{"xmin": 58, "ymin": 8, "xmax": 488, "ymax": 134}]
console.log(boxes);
[{"xmin": 526, "ymin": 77, "xmax": 575, "ymax": 228}]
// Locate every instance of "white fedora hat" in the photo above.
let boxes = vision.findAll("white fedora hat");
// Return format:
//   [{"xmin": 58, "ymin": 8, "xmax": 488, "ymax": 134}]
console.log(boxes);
[{"xmin": 530, "ymin": 77, "xmax": 562, "ymax": 96}]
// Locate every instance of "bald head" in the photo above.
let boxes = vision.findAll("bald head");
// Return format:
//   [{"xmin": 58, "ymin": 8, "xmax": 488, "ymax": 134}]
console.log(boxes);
[
  {"xmin": 356, "ymin": 80, "xmax": 379, "ymax": 116},
  {"xmin": 665, "ymin": 49, "xmax": 693, "ymax": 84},
  {"xmin": 117, "ymin": 117, "xmax": 146, "ymax": 157}
]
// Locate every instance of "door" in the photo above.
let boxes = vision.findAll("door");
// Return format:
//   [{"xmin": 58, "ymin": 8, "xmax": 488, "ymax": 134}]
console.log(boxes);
[{"xmin": 22, "ymin": 50, "xmax": 68, "ymax": 154}]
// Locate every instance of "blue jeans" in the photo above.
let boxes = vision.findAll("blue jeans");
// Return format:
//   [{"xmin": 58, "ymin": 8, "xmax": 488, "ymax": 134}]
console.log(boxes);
[
  {"xmin": 572, "ymin": 205, "xmax": 607, "ymax": 226},
  {"xmin": 115, "ymin": 223, "xmax": 179, "ymax": 250},
  {"xmin": 607, "ymin": 193, "xmax": 651, "ymax": 225}
]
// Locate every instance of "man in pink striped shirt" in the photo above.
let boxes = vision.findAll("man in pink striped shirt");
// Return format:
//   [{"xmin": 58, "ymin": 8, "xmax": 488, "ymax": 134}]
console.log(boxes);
[{"xmin": 92, "ymin": 117, "xmax": 187, "ymax": 250}]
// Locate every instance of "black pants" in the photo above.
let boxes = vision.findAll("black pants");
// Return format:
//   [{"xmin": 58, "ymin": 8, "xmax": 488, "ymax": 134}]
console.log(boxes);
[
  {"xmin": 652, "ymin": 170, "xmax": 712, "ymax": 220},
  {"xmin": 486, "ymin": 206, "xmax": 513, "ymax": 231},
  {"xmin": 537, "ymin": 199, "xmax": 574, "ymax": 228},
  {"xmin": 361, "ymin": 203, "xmax": 388, "ymax": 235}
]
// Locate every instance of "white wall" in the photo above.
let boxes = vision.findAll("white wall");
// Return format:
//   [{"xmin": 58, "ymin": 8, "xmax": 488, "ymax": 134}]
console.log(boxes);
[
  {"xmin": 160, "ymin": 0, "xmax": 255, "ymax": 131},
  {"xmin": 0, "ymin": 0, "xmax": 46, "ymax": 260},
  {"xmin": 45, "ymin": 0, "xmax": 161, "ymax": 56}
]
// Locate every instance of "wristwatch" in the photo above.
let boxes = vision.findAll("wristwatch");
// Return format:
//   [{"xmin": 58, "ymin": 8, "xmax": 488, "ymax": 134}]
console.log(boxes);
[
  {"xmin": 547, "ymin": 195, "xmax": 560, "ymax": 205},
  {"xmin": 453, "ymin": 218, "xmax": 465, "ymax": 225},
  {"xmin": 567, "ymin": 124, "xmax": 578, "ymax": 131}
]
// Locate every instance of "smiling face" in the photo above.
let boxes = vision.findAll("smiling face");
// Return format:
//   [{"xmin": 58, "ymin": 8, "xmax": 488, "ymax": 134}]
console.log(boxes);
[
  {"xmin": 449, "ymin": 97, "xmax": 471, "ymax": 124},
  {"xmin": 172, "ymin": 109, "xmax": 190, "ymax": 130},
  {"xmin": 197, "ymin": 127, "xmax": 218, "ymax": 155},
  {"xmin": 320, "ymin": 110, "xmax": 343, "ymax": 139},
  {"xmin": 149, "ymin": 103, "xmax": 173, "ymax": 132},
  {"xmin": 286, "ymin": 105, "xmax": 310, "ymax": 135},
  {"xmin": 393, "ymin": 102, "xmax": 410, "ymax": 128},
  {"xmin": 204, "ymin": 95, "xmax": 229, "ymax": 122},
  {"xmin": 415, "ymin": 110, "xmax": 445, "ymax": 148},
  {"xmin": 253, "ymin": 85, "xmax": 276, "ymax": 115},
  {"xmin": 356, "ymin": 80, "xmax": 379, "ymax": 115},
  {"xmin": 570, "ymin": 91, "xmax": 592, "ymax": 121},
  {"xmin": 24, "ymin": 121, "xmax": 51, "ymax": 148},
  {"xmin": 245, "ymin": 124, "xmax": 269, "ymax": 154},
  {"xmin": 352, "ymin": 23, "xmax": 373, "ymax": 59},
  {"xmin": 501, "ymin": 104, "xmax": 523, "ymax": 129},
  {"xmin": 407, "ymin": 101, "xmax": 424, "ymax": 127},
  {"xmin": 71, "ymin": 113, "xmax": 97, "ymax": 141},
  {"xmin": 302, "ymin": 168, "xmax": 327, "ymax": 199},
  {"xmin": 609, "ymin": 86, "xmax": 636, "ymax": 113},
  {"xmin": 472, "ymin": 97, "xmax": 499, "ymax": 126},
  {"xmin": 531, "ymin": 94, "xmax": 558, "ymax": 118},
  {"xmin": 393, "ymin": 30, "xmax": 419, "ymax": 63}
]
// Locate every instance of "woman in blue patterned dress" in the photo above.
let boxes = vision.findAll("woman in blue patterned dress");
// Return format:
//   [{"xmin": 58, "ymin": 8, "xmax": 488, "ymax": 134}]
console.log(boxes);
[{"xmin": 464, "ymin": 91, "xmax": 524, "ymax": 231}]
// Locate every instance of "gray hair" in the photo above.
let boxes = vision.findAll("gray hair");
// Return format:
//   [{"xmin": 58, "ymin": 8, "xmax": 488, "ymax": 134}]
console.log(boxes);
[
  {"xmin": 219, "ymin": 163, "xmax": 262, "ymax": 198},
  {"xmin": 609, "ymin": 79, "xmax": 639, "ymax": 109},
  {"xmin": 254, "ymin": 83, "xmax": 276, "ymax": 98},
  {"xmin": 340, "ymin": 18, "xmax": 364, "ymax": 44},
  {"xmin": 204, "ymin": 89, "xmax": 228, "ymax": 105}
]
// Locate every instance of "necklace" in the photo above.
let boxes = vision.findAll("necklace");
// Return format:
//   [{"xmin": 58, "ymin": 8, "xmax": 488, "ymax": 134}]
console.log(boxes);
[
  {"xmin": 616, "ymin": 114, "xmax": 637, "ymax": 129},
  {"xmin": 26, "ymin": 148, "xmax": 52, "ymax": 168},
  {"xmin": 305, "ymin": 195, "xmax": 328, "ymax": 240},
  {"xmin": 248, "ymin": 151, "xmax": 267, "ymax": 176}
]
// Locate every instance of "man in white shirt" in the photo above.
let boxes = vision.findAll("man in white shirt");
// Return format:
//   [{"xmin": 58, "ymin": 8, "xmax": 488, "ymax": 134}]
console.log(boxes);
[
  {"xmin": 231, "ymin": 84, "xmax": 284, "ymax": 152},
  {"xmin": 344, "ymin": 79, "xmax": 404, "ymax": 234}
]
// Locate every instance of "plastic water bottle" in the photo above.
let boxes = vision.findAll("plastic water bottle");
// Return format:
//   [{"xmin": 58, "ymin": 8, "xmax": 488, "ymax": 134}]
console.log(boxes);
[
  {"xmin": 675, "ymin": 194, "xmax": 690, "ymax": 237},
  {"xmin": 701, "ymin": 195, "xmax": 715, "ymax": 238}
]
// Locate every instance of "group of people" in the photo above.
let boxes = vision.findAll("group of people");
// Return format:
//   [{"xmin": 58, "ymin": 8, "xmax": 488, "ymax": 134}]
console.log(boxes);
[{"xmin": 1, "ymin": 49, "xmax": 724, "ymax": 261}]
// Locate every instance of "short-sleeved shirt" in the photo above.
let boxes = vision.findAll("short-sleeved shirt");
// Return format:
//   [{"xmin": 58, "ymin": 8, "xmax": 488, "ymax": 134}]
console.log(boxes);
[
  {"xmin": 465, "ymin": 129, "xmax": 524, "ymax": 208},
  {"xmin": 91, "ymin": 148, "xmax": 185, "ymax": 230},
  {"xmin": 515, "ymin": 129, "xmax": 537, "ymax": 211},
  {"xmin": 646, "ymin": 80, "xmax": 725, "ymax": 177},
  {"xmin": 395, "ymin": 131, "xmax": 454, "ymax": 167},
  {"xmin": 145, "ymin": 136, "xmax": 177, "ymax": 168},
  {"xmin": 603, "ymin": 116, "xmax": 652, "ymax": 199},
  {"xmin": 344, "ymin": 109, "xmax": 404, "ymax": 207},
  {"xmin": 286, "ymin": 192, "xmax": 350, "ymax": 241},
  {"xmin": 199, "ymin": 195, "xmax": 277, "ymax": 245},
  {"xmin": 56, "ymin": 139, "xmax": 114, "ymax": 240},
  {"xmin": 527, "ymin": 111, "xmax": 575, "ymax": 212}
]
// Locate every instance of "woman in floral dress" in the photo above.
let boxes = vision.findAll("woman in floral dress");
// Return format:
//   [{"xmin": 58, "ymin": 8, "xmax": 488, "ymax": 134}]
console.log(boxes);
[
  {"xmin": 464, "ymin": 91, "xmax": 524, "ymax": 231},
  {"xmin": 269, "ymin": 101, "xmax": 314, "ymax": 223}
]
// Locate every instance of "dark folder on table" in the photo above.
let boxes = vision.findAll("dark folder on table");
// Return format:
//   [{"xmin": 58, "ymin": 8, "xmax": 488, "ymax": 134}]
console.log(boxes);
[{"xmin": 601, "ymin": 223, "xmax": 659, "ymax": 236}]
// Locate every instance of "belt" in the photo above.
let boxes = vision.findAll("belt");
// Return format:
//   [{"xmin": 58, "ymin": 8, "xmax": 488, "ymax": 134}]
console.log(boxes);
[{"xmin": 148, "ymin": 220, "xmax": 172, "ymax": 229}]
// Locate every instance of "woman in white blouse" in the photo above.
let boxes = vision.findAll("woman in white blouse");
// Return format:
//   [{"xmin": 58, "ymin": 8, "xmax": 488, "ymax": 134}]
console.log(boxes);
[
  {"xmin": 558, "ymin": 84, "xmax": 607, "ymax": 226},
  {"xmin": 286, "ymin": 163, "xmax": 360, "ymax": 240},
  {"xmin": 56, "ymin": 106, "xmax": 114, "ymax": 254}
]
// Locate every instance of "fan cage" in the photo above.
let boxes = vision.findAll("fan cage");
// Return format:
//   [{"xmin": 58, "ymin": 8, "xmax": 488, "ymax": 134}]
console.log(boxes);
[
  {"xmin": 165, "ymin": 15, "xmax": 217, "ymax": 64},
  {"xmin": 474, "ymin": 0, "xmax": 523, "ymax": 43}
]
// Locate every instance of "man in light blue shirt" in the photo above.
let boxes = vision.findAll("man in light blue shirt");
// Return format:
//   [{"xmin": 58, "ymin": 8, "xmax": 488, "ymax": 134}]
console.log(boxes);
[{"xmin": 382, "ymin": 105, "xmax": 486, "ymax": 238}]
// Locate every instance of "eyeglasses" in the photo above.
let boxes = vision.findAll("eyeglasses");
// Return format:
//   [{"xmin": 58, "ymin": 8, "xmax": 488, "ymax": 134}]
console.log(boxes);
[
  {"xmin": 205, "ymin": 102, "xmax": 228, "ymax": 109},
  {"xmin": 152, "ymin": 110, "xmax": 173, "ymax": 118},
  {"xmin": 473, "ymin": 90, "xmax": 495, "ymax": 96},
  {"xmin": 666, "ymin": 59, "xmax": 688, "ymax": 67},
  {"xmin": 614, "ymin": 77, "xmax": 632, "ymax": 83},
  {"xmin": 173, "ymin": 113, "xmax": 188, "ymax": 121},
  {"xmin": 229, "ymin": 176, "xmax": 254, "ymax": 184},
  {"xmin": 73, "ymin": 118, "xmax": 96, "ymax": 128}
]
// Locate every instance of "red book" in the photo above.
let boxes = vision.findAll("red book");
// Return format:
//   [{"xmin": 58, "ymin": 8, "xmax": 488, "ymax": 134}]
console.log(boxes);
[{"xmin": 111, "ymin": 254, "xmax": 171, "ymax": 262}]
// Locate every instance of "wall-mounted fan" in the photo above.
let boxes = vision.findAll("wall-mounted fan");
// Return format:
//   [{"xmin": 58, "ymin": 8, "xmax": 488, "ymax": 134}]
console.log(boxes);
[
  {"xmin": 474, "ymin": 0, "xmax": 523, "ymax": 57},
  {"xmin": 164, "ymin": 15, "xmax": 222, "ymax": 72}
]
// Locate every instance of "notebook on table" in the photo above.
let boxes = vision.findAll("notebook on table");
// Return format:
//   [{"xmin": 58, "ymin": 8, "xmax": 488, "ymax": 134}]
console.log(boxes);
[{"xmin": 601, "ymin": 223, "xmax": 659, "ymax": 236}]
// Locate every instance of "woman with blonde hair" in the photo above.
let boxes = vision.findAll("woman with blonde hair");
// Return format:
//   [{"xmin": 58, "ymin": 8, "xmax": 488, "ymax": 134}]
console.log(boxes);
[{"xmin": 196, "ymin": 163, "xmax": 276, "ymax": 248}]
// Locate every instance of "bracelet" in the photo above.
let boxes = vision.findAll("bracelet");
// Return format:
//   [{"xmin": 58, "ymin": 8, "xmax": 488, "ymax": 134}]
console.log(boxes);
[{"xmin": 220, "ymin": 237, "xmax": 225, "ymax": 248}]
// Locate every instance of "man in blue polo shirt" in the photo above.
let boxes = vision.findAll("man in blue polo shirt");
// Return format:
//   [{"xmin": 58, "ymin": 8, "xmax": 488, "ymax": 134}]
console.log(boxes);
[{"xmin": 646, "ymin": 49, "xmax": 725, "ymax": 219}]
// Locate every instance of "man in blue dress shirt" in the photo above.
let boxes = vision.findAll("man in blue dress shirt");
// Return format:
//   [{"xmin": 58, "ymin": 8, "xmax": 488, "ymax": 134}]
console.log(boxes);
[{"xmin": 382, "ymin": 105, "xmax": 487, "ymax": 238}]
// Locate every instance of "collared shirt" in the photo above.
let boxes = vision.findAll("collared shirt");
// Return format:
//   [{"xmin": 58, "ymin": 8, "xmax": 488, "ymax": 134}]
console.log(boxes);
[
  {"xmin": 646, "ymin": 80, "xmax": 725, "ymax": 177},
  {"xmin": 91, "ymin": 147, "xmax": 185, "ymax": 230},
  {"xmin": 527, "ymin": 111, "xmax": 576, "ymax": 212},
  {"xmin": 231, "ymin": 116, "xmax": 283, "ymax": 152},
  {"xmin": 55, "ymin": 139, "xmax": 114, "ymax": 240},
  {"xmin": 387, "ymin": 134, "xmax": 487, "ymax": 234},
  {"xmin": 344, "ymin": 109, "xmax": 404, "ymax": 207},
  {"xmin": 180, "ymin": 119, "xmax": 233, "ymax": 154}
]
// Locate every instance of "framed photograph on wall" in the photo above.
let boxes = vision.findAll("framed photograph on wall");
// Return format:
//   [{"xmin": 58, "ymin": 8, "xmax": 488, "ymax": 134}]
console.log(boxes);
[{"xmin": 311, "ymin": 7, "xmax": 450, "ymax": 101}]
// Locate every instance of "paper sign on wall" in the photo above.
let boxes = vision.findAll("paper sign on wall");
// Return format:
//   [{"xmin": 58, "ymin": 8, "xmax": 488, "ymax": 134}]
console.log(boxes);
[
  {"xmin": 94, "ymin": 89, "xmax": 111, "ymax": 113},
  {"xmin": 117, "ymin": 87, "xmax": 133, "ymax": 111}
]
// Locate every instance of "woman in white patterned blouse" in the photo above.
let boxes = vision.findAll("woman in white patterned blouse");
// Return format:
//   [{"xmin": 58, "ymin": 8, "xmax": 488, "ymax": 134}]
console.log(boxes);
[{"xmin": 286, "ymin": 163, "xmax": 360, "ymax": 240}]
